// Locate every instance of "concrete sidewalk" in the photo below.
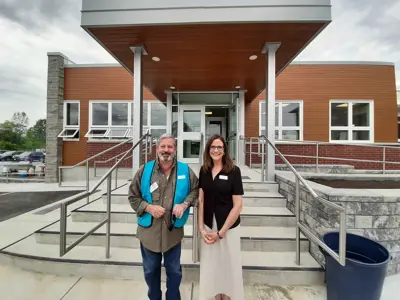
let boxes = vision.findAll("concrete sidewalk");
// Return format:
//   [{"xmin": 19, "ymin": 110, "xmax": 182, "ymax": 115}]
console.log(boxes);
[{"xmin": 0, "ymin": 264, "xmax": 397, "ymax": 300}]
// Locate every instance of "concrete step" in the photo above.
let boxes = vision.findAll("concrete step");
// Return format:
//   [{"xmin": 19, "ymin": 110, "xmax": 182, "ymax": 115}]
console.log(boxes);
[
  {"xmin": 2, "ymin": 235, "xmax": 323, "ymax": 286},
  {"xmin": 35, "ymin": 222, "xmax": 309, "ymax": 252},
  {"xmin": 103, "ymin": 190, "xmax": 287, "ymax": 206},
  {"xmin": 106, "ymin": 181, "xmax": 279, "ymax": 198},
  {"xmin": 72, "ymin": 201, "xmax": 296, "ymax": 227}
]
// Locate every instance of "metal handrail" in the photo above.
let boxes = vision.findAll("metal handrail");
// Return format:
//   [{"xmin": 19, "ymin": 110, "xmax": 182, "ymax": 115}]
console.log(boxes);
[
  {"xmin": 59, "ymin": 130, "xmax": 150, "ymax": 258},
  {"xmin": 93, "ymin": 151, "xmax": 128, "ymax": 177},
  {"xmin": 93, "ymin": 137, "xmax": 156, "ymax": 177},
  {"xmin": 275, "ymin": 139, "xmax": 400, "ymax": 149},
  {"xmin": 58, "ymin": 137, "xmax": 135, "ymax": 188},
  {"xmin": 246, "ymin": 137, "xmax": 400, "ymax": 174},
  {"xmin": 192, "ymin": 132, "xmax": 204, "ymax": 263},
  {"xmin": 259, "ymin": 135, "xmax": 347, "ymax": 267}
]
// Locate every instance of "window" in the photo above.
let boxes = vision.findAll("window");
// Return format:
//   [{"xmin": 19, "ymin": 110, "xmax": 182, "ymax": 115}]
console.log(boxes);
[
  {"xmin": 397, "ymin": 119, "xmax": 400, "ymax": 142},
  {"xmin": 330, "ymin": 100, "xmax": 374, "ymax": 142},
  {"xmin": 58, "ymin": 101, "xmax": 80, "ymax": 140},
  {"xmin": 259, "ymin": 100, "xmax": 303, "ymax": 141},
  {"xmin": 87, "ymin": 101, "xmax": 167, "ymax": 141}
]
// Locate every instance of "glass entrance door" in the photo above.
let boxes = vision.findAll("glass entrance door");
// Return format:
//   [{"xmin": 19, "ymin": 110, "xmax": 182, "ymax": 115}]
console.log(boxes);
[{"xmin": 178, "ymin": 105, "xmax": 205, "ymax": 163}]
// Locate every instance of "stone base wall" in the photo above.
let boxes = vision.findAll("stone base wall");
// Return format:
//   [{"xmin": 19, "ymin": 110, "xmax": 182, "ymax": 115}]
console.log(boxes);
[{"xmin": 276, "ymin": 172, "xmax": 400, "ymax": 276}]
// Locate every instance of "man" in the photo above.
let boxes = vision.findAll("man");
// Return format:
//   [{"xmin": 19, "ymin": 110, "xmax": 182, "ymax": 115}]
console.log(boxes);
[{"xmin": 128, "ymin": 133, "xmax": 199, "ymax": 300}]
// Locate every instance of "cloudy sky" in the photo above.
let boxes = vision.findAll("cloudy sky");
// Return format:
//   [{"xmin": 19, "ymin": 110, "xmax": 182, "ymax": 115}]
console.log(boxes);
[{"xmin": 0, "ymin": 0, "xmax": 399, "ymax": 125}]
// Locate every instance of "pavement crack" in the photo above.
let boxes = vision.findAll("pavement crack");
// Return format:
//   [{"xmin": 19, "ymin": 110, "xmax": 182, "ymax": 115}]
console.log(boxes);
[{"xmin": 60, "ymin": 276, "xmax": 82, "ymax": 300}]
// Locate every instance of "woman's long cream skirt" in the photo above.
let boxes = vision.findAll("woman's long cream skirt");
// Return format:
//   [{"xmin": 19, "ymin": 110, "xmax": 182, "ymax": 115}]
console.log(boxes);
[{"xmin": 199, "ymin": 215, "xmax": 244, "ymax": 300}]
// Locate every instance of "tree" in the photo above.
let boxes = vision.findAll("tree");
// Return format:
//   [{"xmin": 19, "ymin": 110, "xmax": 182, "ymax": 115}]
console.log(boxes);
[
  {"xmin": 30, "ymin": 119, "xmax": 46, "ymax": 147},
  {"xmin": 11, "ymin": 112, "xmax": 29, "ymax": 136},
  {"xmin": 0, "ymin": 121, "xmax": 20, "ymax": 147},
  {"xmin": 0, "ymin": 113, "xmax": 46, "ymax": 151}
]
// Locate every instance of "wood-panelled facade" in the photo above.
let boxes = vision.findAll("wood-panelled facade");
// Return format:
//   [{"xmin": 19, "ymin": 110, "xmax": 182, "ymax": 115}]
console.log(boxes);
[{"xmin": 62, "ymin": 63, "xmax": 398, "ymax": 167}]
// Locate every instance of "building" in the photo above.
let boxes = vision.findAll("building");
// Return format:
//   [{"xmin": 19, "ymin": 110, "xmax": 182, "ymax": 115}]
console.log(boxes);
[
  {"xmin": 45, "ymin": 1, "xmax": 399, "ymax": 183},
  {"xmin": 398, "ymin": 90, "xmax": 400, "ymax": 142}
]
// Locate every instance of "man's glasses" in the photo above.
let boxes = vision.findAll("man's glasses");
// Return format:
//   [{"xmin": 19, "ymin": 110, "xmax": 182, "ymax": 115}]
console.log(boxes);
[{"xmin": 210, "ymin": 146, "xmax": 224, "ymax": 151}]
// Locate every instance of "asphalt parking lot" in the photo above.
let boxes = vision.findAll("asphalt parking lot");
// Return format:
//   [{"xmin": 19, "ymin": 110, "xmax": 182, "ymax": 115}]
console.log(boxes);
[{"xmin": 0, "ymin": 191, "xmax": 82, "ymax": 222}]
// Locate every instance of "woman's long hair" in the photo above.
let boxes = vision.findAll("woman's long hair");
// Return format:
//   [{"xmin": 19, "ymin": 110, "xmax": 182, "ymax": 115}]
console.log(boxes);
[{"xmin": 202, "ymin": 135, "xmax": 235, "ymax": 173}]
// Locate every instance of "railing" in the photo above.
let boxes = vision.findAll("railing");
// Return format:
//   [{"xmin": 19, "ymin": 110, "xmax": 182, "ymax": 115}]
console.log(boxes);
[
  {"xmin": 192, "ymin": 132, "xmax": 204, "ymax": 263},
  {"xmin": 58, "ymin": 137, "xmax": 134, "ymax": 189},
  {"xmin": 259, "ymin": 135, "xmax": 347, "ymax": 267},
  {"xmin": 59, "ymin": 131, "xmax": 150, "ymax": 257},
  {"xmin": 246, "ymin": 138, "xmax": 400, "ymax": 174},
  {"xmin": 272, "ymin": 140, "xmax": 400, "ymax": 174},
  {"xmin": 59, "ymin": 136, "xmax": 153, "ymax": 204},
  {"xmin": 93, "ymin": 137, "xmax": 155, "ymax": 178}
]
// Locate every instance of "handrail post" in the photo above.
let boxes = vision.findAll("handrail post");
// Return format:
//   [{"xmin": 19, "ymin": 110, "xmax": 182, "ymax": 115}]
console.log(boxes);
[
  {"xmin": 58, "ymin": 167, "xmax": 61, "ymax": 186},
  {"xmin": 382, "ymin": 147, "xmax": 386, "ymax": 174},
  {"xmin": 86, "ymin": 161, "xmax": 90, "ymax": 204},
  {"xmin": 145, "ymin": 134, "xmax": 149, "ymax": 163},
  {"xmin": 295, "ymin": 177, "xmax": 301, "ymax": 265},
  {"xmin": 261, "ymin": 137, "xmax": 265, "ymax": 182},
  {"xmin": 192, "ymin": 206, "xmax": 199, "ymax": 263},
  {"xmin": 316, "ymin": 142, "xmax": 319, "ymax": 173},
  {"xmin": 94, "ymin": 162, "xmax": 97, "ymax": 177},
  {"xmin": 115, "ymin": 158, "xmax": 118, "ymax": 189},
  {"xmin": 60, "ymin": 203, "xmax": 67, "ymax": 257},
  {"xmin": 249, "ymin": 139, "xmax": 253, "ymax": 169},
  {"xmin": 339, "ymin": 210, "xmax": 347, "ymax": 265},
  {"xmin": 106, "ymin": 175, "xmax": 112, "ymax": 259}
]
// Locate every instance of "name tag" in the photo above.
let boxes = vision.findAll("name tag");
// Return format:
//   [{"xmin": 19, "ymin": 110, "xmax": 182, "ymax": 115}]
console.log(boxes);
[
  {"xmin": 150, "ymin": 182, "xmax": 158, "ymax": 193},
  {"xmin": 178, "ymin": 175, "xmax": 186, "ymax": 180},
  {"xmin": 219, "ymin": 175, "xmax": 228, "ymax": 180}
]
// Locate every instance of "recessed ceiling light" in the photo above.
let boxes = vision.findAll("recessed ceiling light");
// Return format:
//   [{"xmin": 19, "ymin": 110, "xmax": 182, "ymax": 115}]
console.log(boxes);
[
  {"xmin": 152, "ymin": 57, "xmax": 160, "ymax": 62},
  {"xmin": 170, "ymin": 86, "xmax": 176, "ymax": 90},
  {"xmin": 235, "ymin": 86, "xmax": 241, "ymax": 89},
  {"xmin": 249, "ymin": 55, "xmax": 258, "ymax": 60}
]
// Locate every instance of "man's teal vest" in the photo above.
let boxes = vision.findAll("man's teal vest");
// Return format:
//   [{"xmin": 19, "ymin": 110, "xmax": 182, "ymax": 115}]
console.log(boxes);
[{"xmin": 138, "ymin": 160, "xmax": 191, "ymax": 228}]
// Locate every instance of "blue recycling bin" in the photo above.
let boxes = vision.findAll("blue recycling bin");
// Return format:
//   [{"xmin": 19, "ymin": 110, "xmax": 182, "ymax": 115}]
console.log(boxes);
[{"xmin": 321, "ymin": 232, "xmax": 390, "ymax": 300}]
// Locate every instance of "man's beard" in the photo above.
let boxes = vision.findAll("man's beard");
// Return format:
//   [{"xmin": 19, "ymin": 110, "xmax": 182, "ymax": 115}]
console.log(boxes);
[{"xmin": 157, "ymin": 151, "xmax": 175, "ymax": 162}]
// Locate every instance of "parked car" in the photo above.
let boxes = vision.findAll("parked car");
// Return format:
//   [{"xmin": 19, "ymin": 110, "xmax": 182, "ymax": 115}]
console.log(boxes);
[
  {"xmin": 12, "ymin": 151, "xmax": 31, "ymax": 161},
  {"xmin": 23, "ymin": 151, "xmax": 46, "ymax": 163},
  {"xmin": 0, "ymin": 151, "xmax": 22, "ymax": 161}
]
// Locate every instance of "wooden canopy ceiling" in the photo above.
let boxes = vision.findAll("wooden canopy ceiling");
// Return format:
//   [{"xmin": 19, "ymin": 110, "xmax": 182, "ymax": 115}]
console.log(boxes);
[{"xmin": 86, "ymin": 22, "xmax": 326, "ymax": 101}]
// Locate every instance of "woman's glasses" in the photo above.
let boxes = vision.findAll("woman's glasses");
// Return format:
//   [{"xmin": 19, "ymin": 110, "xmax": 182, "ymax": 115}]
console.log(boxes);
[{"xmin": 210, "ymin": 146, "xmax": 224, "ymax": 151}]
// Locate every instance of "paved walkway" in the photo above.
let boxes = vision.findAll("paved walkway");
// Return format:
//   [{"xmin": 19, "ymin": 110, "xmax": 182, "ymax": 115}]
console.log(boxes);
[{"xmin": 0, "ymin": 263, "xmax": 397, "ymax": 300}]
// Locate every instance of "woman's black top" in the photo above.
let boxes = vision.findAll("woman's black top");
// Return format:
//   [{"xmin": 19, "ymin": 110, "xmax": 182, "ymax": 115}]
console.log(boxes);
[{"xmin": 199, "ymin": 165, "xmax": 244, "ymax": 231}]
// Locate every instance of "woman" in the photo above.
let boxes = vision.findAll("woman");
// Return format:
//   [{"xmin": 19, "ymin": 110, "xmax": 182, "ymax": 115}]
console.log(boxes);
[{"xmin": 198, "ymin": 134, "xmax": 244, "ymax": 300}]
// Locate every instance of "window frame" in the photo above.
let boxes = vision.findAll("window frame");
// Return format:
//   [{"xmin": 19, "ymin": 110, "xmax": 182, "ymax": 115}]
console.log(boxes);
[
  {"xmin": 329, "ymin": 100, "xmax": 374, "ymax": 143},
  {"xmin": 259, "ymin": 100, "xmax": 304, "ymax": 141},
  {"xmin": 397, "ymin": 120, "xmax": 400, "ymax": 143},
  {"xmin": 87, "ymin": 100, "xmax": 167, "ymax": 142},
  {"xmin": 59, "ymin": 100, "xmax": 80, "ymax": 141}
]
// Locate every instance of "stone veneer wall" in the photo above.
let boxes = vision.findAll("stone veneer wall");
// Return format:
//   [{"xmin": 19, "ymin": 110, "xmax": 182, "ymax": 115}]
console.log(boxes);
[
  {"xmin": 276, "ymin": 173, "xmax": 400, "ymax": 276},
  {"xmin": 45, "ymin": 54, "xmax": 65, "ymax": 183}
]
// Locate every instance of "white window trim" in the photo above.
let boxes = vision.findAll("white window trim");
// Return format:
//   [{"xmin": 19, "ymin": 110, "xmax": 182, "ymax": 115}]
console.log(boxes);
[
  {"xmin": 329, "ymin": 100, "xmax": 374, "ymax": 143},
  {"xmin": 60, "ymin": 100, "xmax": 80, "ymax": 141},
  {"xmin": 259, "ymin": 100, "xmax": 304, "ymax": 141},
  {"xmin": 87, "ymin": 100, "xmax": 167, "ymax": 142}
]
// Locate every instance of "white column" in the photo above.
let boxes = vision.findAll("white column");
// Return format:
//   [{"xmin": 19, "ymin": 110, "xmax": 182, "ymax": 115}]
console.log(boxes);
[
  {"xmin": 130, "ymin": 45, "xmax": 148, "ymax": 174},
  {"xmin": 262, "ymin": 43, "xmax": 281, "ymax": 181},
  {"xmin": 166, "ymin": 91, "xmax": 172, "ymax": 134},
  {"xmin": 237, "ymin": 90, "xmax": 246, "ymax": 166}
]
